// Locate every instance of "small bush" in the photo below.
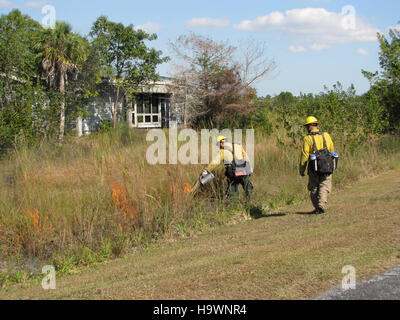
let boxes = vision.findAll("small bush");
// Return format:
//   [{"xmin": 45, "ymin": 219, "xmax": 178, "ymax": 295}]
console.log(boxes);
[{"xmin": 97, "ymin": 119, "xmax": 113, "ymax": 133}]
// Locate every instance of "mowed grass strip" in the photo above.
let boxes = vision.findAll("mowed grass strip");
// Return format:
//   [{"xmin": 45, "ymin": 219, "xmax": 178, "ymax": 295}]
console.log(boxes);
[{"xmin": 2, "ymin": 170, "xmax": 400, "ymax": 300}]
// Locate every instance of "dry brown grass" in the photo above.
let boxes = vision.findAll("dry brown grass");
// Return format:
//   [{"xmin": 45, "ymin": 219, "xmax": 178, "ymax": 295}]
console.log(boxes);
[
  {"xmin": 2, "ymin": 169, "xmax": 399, "ymax": 299},
  {"xmin": 0, "ymin": 127, "xmax": 399, "ymax": 287}
]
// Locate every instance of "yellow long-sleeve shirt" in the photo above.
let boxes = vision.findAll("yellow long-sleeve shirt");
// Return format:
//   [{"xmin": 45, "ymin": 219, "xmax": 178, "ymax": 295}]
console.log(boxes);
[
  {"xmin": 206, "ymin": 142, "xmax": 251, "ymax": 173},
  {"xmin": 300, "ymin": 129, "xmax": 335, "ymax": 174}
]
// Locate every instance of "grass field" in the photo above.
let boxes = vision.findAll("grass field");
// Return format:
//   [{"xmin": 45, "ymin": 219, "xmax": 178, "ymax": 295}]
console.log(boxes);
[
  {"xmin": 1, "ymin": 127, "xmax": 399, "ymax": 291},
  {"xmin": 1, "ymin": 168, "xmax": 399, "ymax": 299}
]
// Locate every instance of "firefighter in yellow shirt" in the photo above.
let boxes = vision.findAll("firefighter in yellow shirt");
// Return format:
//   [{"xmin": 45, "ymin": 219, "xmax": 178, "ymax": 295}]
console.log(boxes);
[
  {"xmin": 204, "ymin": 136, "xmax": 253, "ymax": 198},
  {"xmin": 300, "ymin": 116, "xmax": 335, "ymax": 214}
]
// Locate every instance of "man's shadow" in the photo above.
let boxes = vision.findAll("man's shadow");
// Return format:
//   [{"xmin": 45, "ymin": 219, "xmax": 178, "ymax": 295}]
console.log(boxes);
[
  {"xmin": 296, "ymin": 211, "xmax": 319, "ymax": 216},
  {"xmin": 249, "ymin": 206, "xmax": 287, "ymax": 220}
]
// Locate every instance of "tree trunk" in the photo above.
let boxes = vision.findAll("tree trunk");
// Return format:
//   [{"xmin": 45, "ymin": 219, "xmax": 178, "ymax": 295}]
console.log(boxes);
[
  {"xmin": 58, "ymin": 72, "xmax": 66, "ymax": 145},
  {"xmin": 184, "ymin": 83, "xmax": 188, "ymax": 128},
  {"xmin": 113, "ymin": 86, "xmax": 120, "ymax": 129},
  {"xmin": 76, "ymin": 116, "xmax": 83, "ymax": 137},
  {"xmin": 126, "ymin": 103, "xmax": 134, "ymax": 129}
]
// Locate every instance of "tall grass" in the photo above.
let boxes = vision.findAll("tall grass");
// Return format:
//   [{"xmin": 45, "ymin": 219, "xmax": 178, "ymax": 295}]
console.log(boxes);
[{"xmin": 1, "ymin": 125, "xmax": 399, "ymax": 282}]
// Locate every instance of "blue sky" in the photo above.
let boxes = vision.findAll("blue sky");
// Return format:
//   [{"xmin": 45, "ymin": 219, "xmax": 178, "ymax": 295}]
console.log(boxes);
[{"xmin": 1, "ymin": 0, "xmax": 399, "ymax": 96}]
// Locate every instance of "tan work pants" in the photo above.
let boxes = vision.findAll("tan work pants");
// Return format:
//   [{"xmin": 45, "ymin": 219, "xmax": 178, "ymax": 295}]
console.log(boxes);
[{"xmin": 308, "ymin": 171, "xmax": 333, "ymax": 210}]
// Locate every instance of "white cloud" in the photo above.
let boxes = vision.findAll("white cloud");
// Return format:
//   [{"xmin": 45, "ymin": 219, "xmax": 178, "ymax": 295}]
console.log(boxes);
[
  {"xmin": 235, "ymin": 8, "xmax": 379, "ymax": 50},
  {"xmin": 309, "ymin": 43, "xmax": 330, "ymax": 51},
  {"xmin": 0, "ymin": 0, "xmax": 13, "ymax": 7},
  {"xmin": 289, "ymin": 43, "xmax": 331, "ymax": 53},
  {"xmin": 357, "ymin": 48, "xmax": 368, "ymax": 56},
  {"xmin": 289, "ymin": 45, "xmax": 307, "ymax": 53},
  {"xmin": 133, "ymin": 22, "xmax": 164, "ymax": 33},
  {"xmin": 185, "ymin": 17, "xmax": 230, "ymax": 29},
  {"xmin": 0, "ymin": 0, "xmax": 47, "ymax": 8},
  {"xmin": 24, "ymin": 1, "xmax": 46, "ymax": 8}
]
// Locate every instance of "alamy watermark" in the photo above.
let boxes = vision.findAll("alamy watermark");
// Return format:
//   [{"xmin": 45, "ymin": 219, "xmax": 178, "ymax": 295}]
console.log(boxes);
[
  {"xmin": 341, "ymin": 5, "xmax": 356, "ymax": 30},
  {"xmin": 146, "ymin": 129, "xmax": 255, "ymax": 169},
  {"xmin": 342, "ymin": 265, "xmax": 356, "ymax": 290},
  {"xmin": 41, "ymin": 5, "xmax": 56, "ymax": 30},
  {"xmin": 42, "ymin": 265, "xmax": 56, "ymax": 290}
]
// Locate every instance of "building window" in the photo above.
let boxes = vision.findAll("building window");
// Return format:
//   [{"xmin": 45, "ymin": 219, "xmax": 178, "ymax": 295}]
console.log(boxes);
[
  {"xmin": 152, "ymin": 96, "xmax": 159, "ymax": 113},
  {"xmin": 137, "ymin": 96, "xmax": 144, "ymax": 114},
  {"xmin": 136, "ymin": 94, "xmax": 161, "ymax": 126},
  {"xmin": 144, "ymin": 97, "xmax": 151, "ymax": 114}
]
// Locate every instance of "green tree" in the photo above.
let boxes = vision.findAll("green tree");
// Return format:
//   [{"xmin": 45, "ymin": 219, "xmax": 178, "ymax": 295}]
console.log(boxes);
[
  {"xmin": 34, "ymin": 22, "xmax": 89, "ymax": 144},
  {"xmin": 0, "ymin": 10, "xmax": 41, "ymax": 85},
  {"xmin": 0, "ymin": 10, "xmax": 51, "ymax": 153},
  {"xmin": 377, "ymin": 28, "xmax": 400, "ymax": 84},
  {"xmin": 0, "ymin": 81, "xmax": 51, "ymax": 153},
  {"xmin": 90, "ymin": 16, "xmax": 169, "ymax": 128},
  {"xmin": 66, "ymin": 41, "xmax": 103, "ymax": 136},
  {"xmin": 362, "ymin": 24, "xmax": 400, "ymax": 131}
]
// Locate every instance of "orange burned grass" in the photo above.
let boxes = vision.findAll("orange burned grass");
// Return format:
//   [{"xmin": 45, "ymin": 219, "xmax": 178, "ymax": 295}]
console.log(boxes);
[{"xmin": 111, "ymin": 181, "xmax": 139, "ymax": 232}]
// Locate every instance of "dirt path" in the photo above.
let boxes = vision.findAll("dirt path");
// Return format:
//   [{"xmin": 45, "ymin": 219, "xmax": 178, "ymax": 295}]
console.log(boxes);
[{"xmin": 2, "ymin": 170, "xmax": 400, "ymax": 300}]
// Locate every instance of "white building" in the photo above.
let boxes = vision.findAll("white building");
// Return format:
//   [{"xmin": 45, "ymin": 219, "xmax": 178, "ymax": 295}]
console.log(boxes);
[{"xmin": 76, "ymin": 76, "xmax": 182, "ymax": 136}]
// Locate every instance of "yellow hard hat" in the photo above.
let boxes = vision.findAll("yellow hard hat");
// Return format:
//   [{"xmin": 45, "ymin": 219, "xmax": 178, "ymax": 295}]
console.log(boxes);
[
  {"xmin": 304, "ymin": 116, "xmax": 319, "ymax": 126},
  {"xmin": 217, "ymin": 136, "xmax": 226, "ymax": 142}
]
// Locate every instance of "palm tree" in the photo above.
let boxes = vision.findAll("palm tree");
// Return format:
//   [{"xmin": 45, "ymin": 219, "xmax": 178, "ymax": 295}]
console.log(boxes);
[{"xmin": 35, "ymin": 22, "xmax": 88, "ymax": 144}]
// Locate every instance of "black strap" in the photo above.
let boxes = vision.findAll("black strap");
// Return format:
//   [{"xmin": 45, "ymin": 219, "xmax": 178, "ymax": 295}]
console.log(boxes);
[
  {"xmin": 310, "ymin": 132, "xmax": 328, "ymax": 152},
  {"xmin": 321, "ymin": 133, "xmax": 328, "ymax": 150}
]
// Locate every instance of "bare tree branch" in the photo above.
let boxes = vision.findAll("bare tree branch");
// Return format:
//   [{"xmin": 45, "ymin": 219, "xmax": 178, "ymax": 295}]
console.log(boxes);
[
  {"xmin": 168, "ymin": 34, "xmax": 275, "ymax": 127},
  {"xmin": 238, "ymin": 37, "xmax": 277, "ymax": 88}
]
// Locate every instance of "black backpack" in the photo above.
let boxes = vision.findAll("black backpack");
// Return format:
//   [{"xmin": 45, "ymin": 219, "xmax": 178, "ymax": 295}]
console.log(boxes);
[
  {"xmin": 309, "ymin": 132, "xmax": 335, "ymax": 175},
  {"xmin": 225, "ymin": 144, "xmax": 250, "ymax": 179}
]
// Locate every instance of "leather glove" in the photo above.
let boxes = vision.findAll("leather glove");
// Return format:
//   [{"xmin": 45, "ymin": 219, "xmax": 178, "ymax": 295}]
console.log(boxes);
[{"xmin": 299, "ymin": 164, "xmax": 307, "ymax": 177}]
